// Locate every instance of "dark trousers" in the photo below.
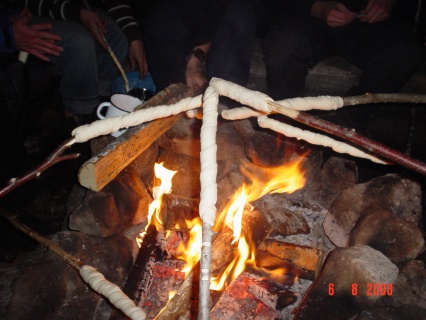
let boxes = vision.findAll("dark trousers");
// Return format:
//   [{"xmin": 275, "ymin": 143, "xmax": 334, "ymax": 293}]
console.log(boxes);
[
  {"xmin": 263, "ymin": 16, "xmax": 424, "ymax": 100},
  {"xmin": 0, "ymin": 56, "xmax": 60, "ymax": 186},
  {"xmin": 143, "ymin": 0, "xmax": 257, "ymax": 90}
]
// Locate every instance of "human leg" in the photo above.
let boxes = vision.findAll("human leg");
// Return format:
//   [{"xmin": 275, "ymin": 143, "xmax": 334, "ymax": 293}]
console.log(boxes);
[
  {"xmin": 340, "ymin": 18, "xmax": 423, "ymax": 95},
  {"xmin": 262, "ymin": 17, "xmax": 337, "ymax": 100},
  {"xmin": 143, "ymin": 3, "xmax": 190, "ymax": 91},
  {"xmin": 31, "ymin": 14, "xmax": 127, "ymax": 115},
  {"xmin": 206, "ymin": 0, "xmax": 257, "ymax": 86},
  {"xmin": 335, "ymin": 18, "xmax": 424, "ymax": 130}
]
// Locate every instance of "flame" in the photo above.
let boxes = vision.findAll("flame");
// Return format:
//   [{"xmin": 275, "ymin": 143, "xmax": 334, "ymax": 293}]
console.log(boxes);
[
  {"xmin": 210, "ymin": 236, "xmax": 255, "ymax": 291},
  {"xmin": 175, "ymin": 217, "xmax": 203, "ymax": 276},
  {"xmin": 143, "ymin": 157, "xmax": 306, "ymax": 294},
  {"xmin": 210, "ymin": 158, "xmax": 306, "ymax": 291},
  {"xmin": 136, "ymin": 162, "xmax": 177, "ymax": 248}
]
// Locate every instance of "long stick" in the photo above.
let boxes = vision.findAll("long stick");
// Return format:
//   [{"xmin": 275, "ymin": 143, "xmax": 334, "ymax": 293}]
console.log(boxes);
[
  {"xmin": 1, "ymin": 209, "xmax": 147, "ymax": 320},
  {"xmin": 267, "ymin": 101, "xmax": 426, "ymax": 176},
  {"xmin": 83, "ymin": 0, "xmax": 129, "ymax": 92},
  {"xmin": 0, "ymin": 137, "xmax": 79, "ymax": 198}
]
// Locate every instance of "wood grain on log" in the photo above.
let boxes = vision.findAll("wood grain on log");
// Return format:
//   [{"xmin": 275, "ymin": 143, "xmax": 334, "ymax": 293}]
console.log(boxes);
[
  {"xmin": 78, "ymin": 84, "xmax": 193, "ymax": 191},
  {"xmin": 258, "ymin": 239, "xmax": 323, "ymax": 279}
]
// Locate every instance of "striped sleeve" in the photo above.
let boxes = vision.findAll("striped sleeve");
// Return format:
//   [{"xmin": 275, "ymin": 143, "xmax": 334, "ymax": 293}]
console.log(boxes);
[
  {"xmin": 102, "ymin": 0, "xmax": 141, "ymax": 42},
  {"xmin": 26, "ymin": 0, "xmax": 82, "ymax": 21}
]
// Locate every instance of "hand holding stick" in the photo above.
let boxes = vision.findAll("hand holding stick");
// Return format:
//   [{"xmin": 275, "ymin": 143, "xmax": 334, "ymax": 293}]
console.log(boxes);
[{"xmin": 82, "ymin": 0, "xmax": 129, "ymax": 92}]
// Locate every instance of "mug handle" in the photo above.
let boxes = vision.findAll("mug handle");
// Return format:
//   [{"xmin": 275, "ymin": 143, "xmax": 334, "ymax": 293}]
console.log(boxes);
[{"xmin": 96, "ymin": 102, "xmax": 111, "ymax": 120}]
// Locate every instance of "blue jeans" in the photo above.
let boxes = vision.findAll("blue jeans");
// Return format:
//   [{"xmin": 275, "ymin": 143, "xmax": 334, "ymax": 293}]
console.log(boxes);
[{"xmin": 31, "ymin": 12, "xmax": 128, "ymax": 114}]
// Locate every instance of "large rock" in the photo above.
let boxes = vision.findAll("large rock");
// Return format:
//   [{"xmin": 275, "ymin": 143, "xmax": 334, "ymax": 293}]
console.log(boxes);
[
  {"xmin": 69, "ymin": 164, "xmax": 152, "ymax": 237},
  {"xmin": 348, "ymin": 206, "xmax": 425, "ymax": 264},
  {"xmin": 383, "ymin": 260, "xmax": 426, "ymax": 311},
  {"xmin": 301, "ymin": 155, "xmax": 357, "ymax": 210},
  {"xmin": 293, "ymin": 245, "xmax": 399, "ymax": 320},
  {"xmin": 323, "ymin": 174, "xmax": 422, "ymax": 247}
]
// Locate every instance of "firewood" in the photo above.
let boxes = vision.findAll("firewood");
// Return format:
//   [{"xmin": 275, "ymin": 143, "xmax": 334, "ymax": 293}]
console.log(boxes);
[
  {"xmin": 78, "ymin": 84, "xmax": 194, "ymax": 192},
  {"xmin": 109, "ymin": 224, "xmax": 163, "ymax": 320},
  {"xmin": 161, "ymin": 194, "xmax": 200, "ymax": 231},
  {"xmin": 258, "ymin": 239, "xmax": 324, "ymax": 280}
]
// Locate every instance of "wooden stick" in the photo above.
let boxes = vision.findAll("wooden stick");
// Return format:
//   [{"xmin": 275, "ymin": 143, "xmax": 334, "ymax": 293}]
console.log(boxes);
[
  {"xmin": 1, "ymin": 210, "xmax": 83, "ymax": 269},
  {"xmin": 83, "ymin": 0, "xmax": 129, "ymax": 92},
  {"xmin": 343, "ymin": 93, "xmax": 426, "ymax": 106},
  {"xmin": 0, "ymin": 137, "xmax": 79, "ymax": 198},
  {"xmin": 267, "ymin": 101, "xmax": 426, "ymax": 176},
  {"xmin": 1, "ymin": 209, "xmax": 147, "ymax": 320}
]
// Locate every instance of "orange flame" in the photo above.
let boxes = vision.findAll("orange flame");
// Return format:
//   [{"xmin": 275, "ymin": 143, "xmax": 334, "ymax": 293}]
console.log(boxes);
[
  {"xmin": 210, "ymin": 158, "xmax": 306, "ymax": 290},
  {"xmin": 175, "ymin": 217, "xmax": 203, "ymax": 276},
  {"xmin": 145, "ymin": 157, "xmax": 306, "ymax": 293},
  {"xmin": 136, "ymin": 162, "xmax": 177, "ymax": 248}
]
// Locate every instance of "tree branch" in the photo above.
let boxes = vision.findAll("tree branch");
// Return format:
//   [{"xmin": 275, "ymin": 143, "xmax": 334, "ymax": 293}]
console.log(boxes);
[{"xmin": 0, "ymin": 137, "xmax": 79, "ymax": 199}]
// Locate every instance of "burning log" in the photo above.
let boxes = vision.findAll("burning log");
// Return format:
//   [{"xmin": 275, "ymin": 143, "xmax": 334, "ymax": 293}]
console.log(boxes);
[
  {"xmin": 78, "ymin": 84, "xmax": 196, "ymax": 192},
  {"xmin": 161, "ymin": 194, "xmax": 200, "ymax": 231},
  {"xmin": 109, "ymin": 224, "xmax": 164, "ymax": 320},
  {"xmin": 257, "ymin": 239, "xmax": 324, "ymax": 280}
]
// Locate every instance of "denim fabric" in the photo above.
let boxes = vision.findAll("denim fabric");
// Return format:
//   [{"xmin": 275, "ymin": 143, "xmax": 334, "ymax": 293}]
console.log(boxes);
[{"xmin": 31, "ymin": 12, "xmax": 128, "ymax": 115}]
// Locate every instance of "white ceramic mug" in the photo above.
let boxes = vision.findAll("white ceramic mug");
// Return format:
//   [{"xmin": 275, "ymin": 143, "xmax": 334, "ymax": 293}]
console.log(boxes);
[{"xmin": 96, "ymin": 95, "xmax": 142, "ymax": 137}]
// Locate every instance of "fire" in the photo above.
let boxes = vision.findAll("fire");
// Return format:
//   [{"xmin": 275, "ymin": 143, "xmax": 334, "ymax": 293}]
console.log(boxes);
[
  {"xmin": 141, "ymin": 157, "xmax": 306, "ymax": 293},
  {"xmin": 136, "ymin": 162, "xmax": 177, "ymax": 248},
  {"xmin": 211, "ymin": 158, "xmax": 306, "ymax": 291},
  {"xmin": 175, "ymin": 217, "xmax": 203, "ymax": 276}
]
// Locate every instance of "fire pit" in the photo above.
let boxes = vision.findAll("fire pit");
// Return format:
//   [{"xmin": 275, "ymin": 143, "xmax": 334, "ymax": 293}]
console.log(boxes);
[{"xmin": 0, "ymin": 82, "xmax": 425, "ymax": 320}]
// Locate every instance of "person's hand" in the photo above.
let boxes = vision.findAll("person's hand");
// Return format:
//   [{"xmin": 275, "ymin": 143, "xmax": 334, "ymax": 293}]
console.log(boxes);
[
  {"xmin": 311, "ymin": 1, "xmax": 357, "ymax": 27},
  {"xmin": 359, "ymin": 0, "xmax": 394, "ymax": 23},
  {"xmin": 128, "ymin": 40, "xmax": 148, "ymax": 79},
  {"xmin": 185, "ymin": 56, "xmax": 207, "ymax": 95},
  {"xmin": 80, "ymin": 8, "xmax": 107, "ymax": 49},
  {"xmin": 12, "ymin": 8, "xmax": 63, "ymax": 61}
]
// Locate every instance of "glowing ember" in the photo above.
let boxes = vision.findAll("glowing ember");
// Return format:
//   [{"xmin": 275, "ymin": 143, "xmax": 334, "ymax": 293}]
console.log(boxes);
[{"xmin": 136, "ymin": 162, "xmax": 177, "ymax": 248}]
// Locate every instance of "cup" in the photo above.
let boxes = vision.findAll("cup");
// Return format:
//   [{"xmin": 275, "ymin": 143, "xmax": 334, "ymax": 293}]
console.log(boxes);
[{"xmin": 96, "ymin": 94, "xmax": 142, "ymax": 137}]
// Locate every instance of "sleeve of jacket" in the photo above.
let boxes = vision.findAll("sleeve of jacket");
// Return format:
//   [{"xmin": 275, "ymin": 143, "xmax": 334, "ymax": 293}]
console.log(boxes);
[
  {"xmin": 25, "ymin": 0, "xmax": 82, "ymax": 21},
  {"xmin": 0, "ymin": 6, "xmax": 16, "ymax": 53},
  {"xmin": 102, "ymin": 0, "xmax": 142, "ymax": 43}
]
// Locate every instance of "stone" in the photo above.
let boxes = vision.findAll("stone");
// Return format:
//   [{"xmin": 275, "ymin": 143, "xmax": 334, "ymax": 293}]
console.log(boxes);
[
  {"xmin": 348, "ymin": 206, "xmax": 425, "ymax": 264},
  {"xmin": 130, "ymin": 141, "xmax": 159, "ymax": 184},
  {"xmin": 69, "ymin": 164, "xmax": 152, "ymax": 237},
  {"xmin": 2, "ymin": 231, "xmax": 134, "ymax": 320},
  {"xmin": 158, "ymin": 115, "xmax": 246, "ymax": 161},
  {"xmin": 301, "ymin": 156, "xmax": 357, "ymax": 210},
  {"xmin": 383, "ymin": 260, "xmax": 426, "ymax": 312},
  {"xmin": 293, "ymin": 245, "xmax": 399, "ymax": 320},
  {"xmin": 355, "ymin": 306, "xmax": 426, "ymax": 320},
  {"xmin": 323, "ymin": 174, "xmax": 422, "ymax": 247},
  {"xmin": 157, "ymin": 149, "xmax": 201, "ymax": 198}
]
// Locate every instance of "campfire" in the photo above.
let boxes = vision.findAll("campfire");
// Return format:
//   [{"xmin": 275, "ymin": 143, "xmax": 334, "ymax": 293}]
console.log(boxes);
[{"xmin": 1, "ymin": 80, "xmax": 425, "ymax": 320}]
